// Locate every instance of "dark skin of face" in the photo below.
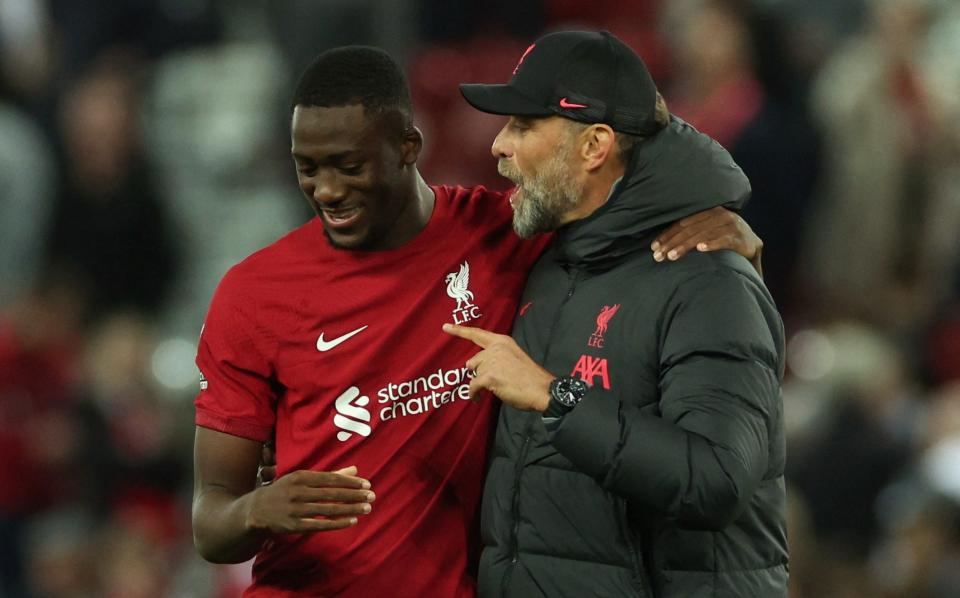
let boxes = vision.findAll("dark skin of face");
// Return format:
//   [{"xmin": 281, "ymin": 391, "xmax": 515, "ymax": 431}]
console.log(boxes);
[{"xmin": 290, "ymin": 104, "xmax": 432, "ymax": 251}]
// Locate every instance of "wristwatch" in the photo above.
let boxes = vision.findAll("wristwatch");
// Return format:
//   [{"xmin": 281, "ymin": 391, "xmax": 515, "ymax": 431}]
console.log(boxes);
[{"xmin": 546, "ymin": 376, "xmax": 589, "ymax": 416}]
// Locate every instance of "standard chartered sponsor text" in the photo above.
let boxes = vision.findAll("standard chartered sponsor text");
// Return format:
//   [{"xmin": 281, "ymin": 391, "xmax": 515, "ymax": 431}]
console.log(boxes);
[{"xmin": 376, "ymin": 366, "xmax": 473, "ymax": 421}]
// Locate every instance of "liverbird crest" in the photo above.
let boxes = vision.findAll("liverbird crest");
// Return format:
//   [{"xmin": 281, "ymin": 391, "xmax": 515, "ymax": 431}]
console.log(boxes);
[
  {"xmin": 588, "ymin": 303, "xmax": 621, "ymax": 348},
  {"xmin": 595, "ymin": 304, "xmax": 621, "ymax": 335},
  {"xmin": 445, "ymin": 261, "xmax": 475, "ymax": 310}
]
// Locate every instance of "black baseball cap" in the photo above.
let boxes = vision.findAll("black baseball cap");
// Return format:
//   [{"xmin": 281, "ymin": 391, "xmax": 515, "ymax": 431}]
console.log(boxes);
[{"xmin": 460, "ymin": 30, "xmax": 661, "ymax": 136}]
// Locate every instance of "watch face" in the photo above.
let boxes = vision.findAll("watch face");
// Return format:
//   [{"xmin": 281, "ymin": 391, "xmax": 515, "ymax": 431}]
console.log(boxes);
[{"xmin": 552, "ymin": 377, "xmax": 587, "ymax": 407}]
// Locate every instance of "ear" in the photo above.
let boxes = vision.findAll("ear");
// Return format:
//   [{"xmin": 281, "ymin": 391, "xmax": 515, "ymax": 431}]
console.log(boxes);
[
  {"xmin": 400, "ymin": 125, "xmax": 423, "ymax": 167},
  {"xmin": 579, "ymin": 124, "xmax": 616, "ymax": 172}
]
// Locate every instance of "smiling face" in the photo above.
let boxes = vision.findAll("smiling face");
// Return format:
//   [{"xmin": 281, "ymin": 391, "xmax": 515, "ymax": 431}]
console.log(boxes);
[
  {"xmin": 491, "ymin": 115, "xmax": 586, "ymax": 238},
  {"xmin": 291, "ymin": 103, "xmax": 421, "ymax": 250}
]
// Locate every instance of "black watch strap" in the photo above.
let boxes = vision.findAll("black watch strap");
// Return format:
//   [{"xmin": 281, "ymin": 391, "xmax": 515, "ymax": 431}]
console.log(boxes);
[
  {"xmin": 546, "ymin": 376, "xmax": 588, "ymax": 417},
  {"xmin": 544, "ymin": 395, "xmax": 574, "ymax": 418}
]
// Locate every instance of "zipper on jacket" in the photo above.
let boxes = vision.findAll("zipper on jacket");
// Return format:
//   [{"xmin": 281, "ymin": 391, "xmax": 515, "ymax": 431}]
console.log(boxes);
[
  {"xmin": 501, "ymin": 432, "xmax": 532, "ymax": 595},
  {"xmin": 565, "ymin": 270, "xmax": 577, "ymax": 298},
  {"xmin": 501, "ymin": 268, "xmax": 581, "ymax": 595},
  {"xmin": 529, "ymin": 268, "xmax": 579, "ymax": 366},
  {"xmin": 619, "ymin": 499, "xmax": 652, "ymax": 597}
]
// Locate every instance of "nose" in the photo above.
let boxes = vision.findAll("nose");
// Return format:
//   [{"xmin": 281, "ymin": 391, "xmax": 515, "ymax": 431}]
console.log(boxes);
[
  {"xmin": 310, "ymin": 170, "xmax": 347, "ymax": 205},
  {"xmin": 491, "ymin": 123, "xmax": 513, "ymax": 159}
]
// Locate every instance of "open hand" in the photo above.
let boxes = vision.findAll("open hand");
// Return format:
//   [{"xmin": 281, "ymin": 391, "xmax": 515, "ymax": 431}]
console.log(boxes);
[{"xmin": 245, "ymin": 466, "xmax": 375, "ymax": 534}]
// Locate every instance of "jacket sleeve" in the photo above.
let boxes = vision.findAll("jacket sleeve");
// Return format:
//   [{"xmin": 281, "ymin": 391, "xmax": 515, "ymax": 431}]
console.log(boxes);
[{"xmin": 547, "ymin": 268, "xmax": 783, "ymax": 530}]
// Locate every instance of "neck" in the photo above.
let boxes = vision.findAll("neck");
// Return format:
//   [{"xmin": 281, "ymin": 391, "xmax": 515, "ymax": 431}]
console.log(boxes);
[
  {"xmin": 383, "ymin": 171, "xmax": 435, "ymax": 249},
  {"xmin": 561, "ymin": 161, "xmax": 626, "ymax": 224}
]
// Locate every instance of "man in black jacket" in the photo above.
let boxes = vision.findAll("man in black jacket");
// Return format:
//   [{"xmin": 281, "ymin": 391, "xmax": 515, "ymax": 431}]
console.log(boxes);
[{"xmin": 445, "ymin": 30, "xmax": 788, "ymax": 597}]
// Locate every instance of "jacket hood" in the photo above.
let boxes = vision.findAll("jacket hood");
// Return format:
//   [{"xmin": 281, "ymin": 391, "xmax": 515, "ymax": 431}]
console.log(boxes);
[{"xmin": 555, "ymin": 117, "xmax": 751, "ymax": 268}]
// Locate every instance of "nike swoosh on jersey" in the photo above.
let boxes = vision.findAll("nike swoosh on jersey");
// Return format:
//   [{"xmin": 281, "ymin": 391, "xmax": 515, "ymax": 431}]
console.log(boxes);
[{"xmin": 316, "ymin": 325, "xmax": 368, "ymax": 352}]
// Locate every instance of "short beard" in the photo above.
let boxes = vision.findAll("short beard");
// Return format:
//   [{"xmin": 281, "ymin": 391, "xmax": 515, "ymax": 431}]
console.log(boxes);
[{"xmin": 498, "ymin": 142, "xmax": 583, "ymax": 239}]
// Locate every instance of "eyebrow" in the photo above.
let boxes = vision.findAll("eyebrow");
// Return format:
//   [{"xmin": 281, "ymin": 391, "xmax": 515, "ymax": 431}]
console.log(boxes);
[
  {"xmin": 292, "ymin": 151, "xmax": 360, "ymax": 164},
  {"xmin": 512, "ymin": 116, "xmax": 545, "ymax": 128}
]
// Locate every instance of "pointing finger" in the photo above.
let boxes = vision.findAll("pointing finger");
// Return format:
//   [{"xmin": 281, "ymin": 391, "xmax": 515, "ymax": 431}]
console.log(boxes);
[{"xmin": 442, "ymin": 323, "xmax": 499, "ymax": 348}]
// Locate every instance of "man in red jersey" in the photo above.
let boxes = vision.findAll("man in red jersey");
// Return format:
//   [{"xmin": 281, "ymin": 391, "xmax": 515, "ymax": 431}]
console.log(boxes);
[{"xmin": 192, "ymin": 46, "xmax": 762, "ymax": 597}]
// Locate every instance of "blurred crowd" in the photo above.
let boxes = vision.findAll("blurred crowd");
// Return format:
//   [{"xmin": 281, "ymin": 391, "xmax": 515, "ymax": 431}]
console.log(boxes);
[{"xmin": 0, "ymin": 0, "xmax": 958, "ymax": 596}]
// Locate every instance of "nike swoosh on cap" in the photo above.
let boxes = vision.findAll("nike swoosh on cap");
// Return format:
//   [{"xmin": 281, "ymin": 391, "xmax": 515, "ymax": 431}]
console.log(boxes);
[
  {"xmin": 316, "ymin": 325, "xmax": 368, "ymax": 352},
  {"xmin": 559, "ymin": 97, "xmax": 588, "ymax": 109}
]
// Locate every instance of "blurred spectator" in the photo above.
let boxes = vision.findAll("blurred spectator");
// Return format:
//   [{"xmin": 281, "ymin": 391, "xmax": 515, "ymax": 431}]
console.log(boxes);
[
  {"xmin": 47, "ymin": 0, "xmax": 221, "ymax": 85},
  {"xmin": 872, "ymin": 493, "xmax": 960, "ymax": 598},
  {"xmin": 0, "ymin": 103, "xmax": 55, "ymax": 307},
  {"xmin": 913, "ymin": 385, "xmax": 960, "ymax": 514},
  {"xmin": 664, "ymin": 0, "xmax": 819, "ymax": 312},
  {"xmin": 1, "ymin": 302, "xmax": 191, "ymax": 595},
  {"xmin": 867, "ymin": 383, "xmax": 960, "ymax": 597},
  {"xmin": 0, "ymin": 0, "xmax": 55, "ymax": 105},
  {"xmin": 143, "ymin": 40, "xmax": 306, "ymax": 336},
  {"xmin": 80, "ymin": 313, "xmax": 187, "ymax": 511},
  {"xmin": 95, "ymin": 508, "xmax": 176, "ymax": 598},
  {"xmin": 927, "ymin": 305, "xmax": 960, "ymax": 386},
  {"xmin": 772, "ymin": 0, "xmax": 869, "ymax": 86},
  {"xmin": 804, "ymin": 0, "xmax": 960, "ymax": 335},
  {"xmin": 419, "ymin": 0, "xmax": 545, "ymax": 41},
  {"xmin": 784, "ymin": 488, "xmax": 822, "ymax": 598},
  {"xmin": 22, "ymin": 508, "xmax": 98, "ymax": 598},
  {"xmin": 270, "ymin": 0, "xmax": 416, "ymax": 81},
  {"xmin": 787, "ymin": 323, "xmax": 916, "ymax": 556},
  {"xmin": 47, "ymin": 52, "xmax": 178, "ymax": 322},
  {"xmin": 0, "ymin": 268, "xmax": 86, "ymax": 596}
]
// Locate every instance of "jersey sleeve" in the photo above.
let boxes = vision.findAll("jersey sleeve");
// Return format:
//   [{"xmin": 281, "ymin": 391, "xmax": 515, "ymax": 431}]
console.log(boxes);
[{"xmin": 194, "ymin": 272, "xmax": 277, "ymax": 442}]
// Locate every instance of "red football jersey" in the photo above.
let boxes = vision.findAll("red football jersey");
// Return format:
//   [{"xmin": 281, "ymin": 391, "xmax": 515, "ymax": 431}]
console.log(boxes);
[{"xmin": 195, "ymin": 185, "xmax": 548, "ymax": 597}]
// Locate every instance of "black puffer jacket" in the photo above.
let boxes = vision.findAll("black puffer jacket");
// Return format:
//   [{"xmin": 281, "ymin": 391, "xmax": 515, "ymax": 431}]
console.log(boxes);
[{"xmin": 478, "ymin": 118, "xmax": 788, "ymax": 598}]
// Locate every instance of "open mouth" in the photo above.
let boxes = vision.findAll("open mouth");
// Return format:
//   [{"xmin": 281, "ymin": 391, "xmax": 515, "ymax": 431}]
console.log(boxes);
[{"xmin": 320, "ymin": 205, "xmax": 363, "ymax": 229}]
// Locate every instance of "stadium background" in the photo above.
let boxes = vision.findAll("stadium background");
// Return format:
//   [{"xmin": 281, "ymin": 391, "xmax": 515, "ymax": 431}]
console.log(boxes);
[{"xmin": 1, "ymin": 0, "xmax": 959, "ymax": 595}]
